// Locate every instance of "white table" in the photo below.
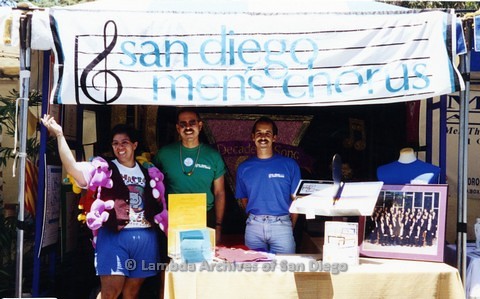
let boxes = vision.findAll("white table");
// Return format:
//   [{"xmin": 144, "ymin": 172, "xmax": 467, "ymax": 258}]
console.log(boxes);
[{"xmin": 165, "ymin": 256, "xmax": 465, "ymax": 299}]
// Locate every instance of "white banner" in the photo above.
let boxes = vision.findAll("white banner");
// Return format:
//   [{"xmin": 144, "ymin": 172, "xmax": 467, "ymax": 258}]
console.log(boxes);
[{"xmin": 47, "ymin": 9, "xmax": 463, "ymax": 106}]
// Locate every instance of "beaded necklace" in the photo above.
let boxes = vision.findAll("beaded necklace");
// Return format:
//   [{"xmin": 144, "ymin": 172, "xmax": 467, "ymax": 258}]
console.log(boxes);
[{"xmin": 180, "ymin": 144, "xmax": 201, "ymax": 176}]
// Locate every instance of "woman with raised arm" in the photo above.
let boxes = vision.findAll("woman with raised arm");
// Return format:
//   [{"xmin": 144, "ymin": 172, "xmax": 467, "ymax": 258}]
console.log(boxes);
[{"xmin": 42, "ymin": 114, "xmax": 164, "ymax": 299}]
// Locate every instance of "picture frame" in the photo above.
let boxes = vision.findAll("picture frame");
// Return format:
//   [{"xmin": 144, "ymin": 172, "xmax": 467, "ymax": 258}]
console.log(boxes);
[{"xmin": 359, "ymin": 184, "xmax": 448, "ymax": 262}]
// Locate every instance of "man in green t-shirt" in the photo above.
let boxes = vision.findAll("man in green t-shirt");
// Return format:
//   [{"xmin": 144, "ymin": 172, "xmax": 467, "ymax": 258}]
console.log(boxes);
[{"xmin": 153, "ymin": 108, "xmax": 226, "ymax": 244}]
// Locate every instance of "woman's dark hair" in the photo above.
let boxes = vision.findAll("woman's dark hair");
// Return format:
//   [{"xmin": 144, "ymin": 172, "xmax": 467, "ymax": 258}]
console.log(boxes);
[
  {"xmin": 251, "ymin": 116, "xmax": 278, "ymax": 135},
  {"xmin": 110, "ymin": 124, "xmax": 140, "ymax": 143}
]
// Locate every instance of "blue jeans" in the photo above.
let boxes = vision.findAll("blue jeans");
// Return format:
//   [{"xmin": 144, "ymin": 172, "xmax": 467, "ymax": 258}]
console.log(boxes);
[{"xmin": 245, "ymin": 214, "xmax": 295, "ymax": 254}]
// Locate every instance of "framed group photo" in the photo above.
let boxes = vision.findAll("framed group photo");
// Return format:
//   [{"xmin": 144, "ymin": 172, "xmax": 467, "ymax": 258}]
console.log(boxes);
[{"xmin": 359, "ymin": 184, "xmax": 448, "ymax": 262}]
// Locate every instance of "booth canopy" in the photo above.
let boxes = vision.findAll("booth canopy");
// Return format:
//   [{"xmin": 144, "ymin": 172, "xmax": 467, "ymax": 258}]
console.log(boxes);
[
  {"xmin": 0, "ymin": 1, "xmax": 473, "ymax": 294},
  {"xmin": 7, "ymin": 0, "xmax": 464, "ymax": 106}
]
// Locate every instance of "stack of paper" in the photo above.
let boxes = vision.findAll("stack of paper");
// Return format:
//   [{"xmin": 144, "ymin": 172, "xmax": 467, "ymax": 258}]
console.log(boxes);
[
  {"xmin": 180, "ymin": 229, "xmax": 214, "ymax": 263},
  {"xmin": 215, "ymin": 247, "xmax": 273, "ymax": 262}
]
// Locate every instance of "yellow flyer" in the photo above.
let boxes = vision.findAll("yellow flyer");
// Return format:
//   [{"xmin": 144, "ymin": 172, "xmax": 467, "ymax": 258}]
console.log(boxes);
[{"xmin": 168, "ymin": 193, "xmax": 207, "ymax": 257}]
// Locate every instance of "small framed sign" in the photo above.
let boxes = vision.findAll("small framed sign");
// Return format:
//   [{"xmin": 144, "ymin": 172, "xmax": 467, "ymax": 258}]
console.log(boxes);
[{"xmin": 294, "ymin": 179, "xmax": 333, "ymax": 197}]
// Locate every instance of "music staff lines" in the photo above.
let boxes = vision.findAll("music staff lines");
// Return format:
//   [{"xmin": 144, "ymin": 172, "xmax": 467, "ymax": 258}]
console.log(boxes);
[
  {"xmin": 78, "ymin": 73, "xmax": 433, "ymax": 87},
  {"xmin": 75, "ymin": 38, "xmax": 429, "ymax": 56},
  {"xmin": 75, "ymin": 21, "xmax": 425, "ymax": 39},
  {"xmin": 76, "ymin": 58, "xmax": 433, "ymax": 73},
  {"xmin": 78, "ymin": 84, "xmax": 436, "ymax": 95}
]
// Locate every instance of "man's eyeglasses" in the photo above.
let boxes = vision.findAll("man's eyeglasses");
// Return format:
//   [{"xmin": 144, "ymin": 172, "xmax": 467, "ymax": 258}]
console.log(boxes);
[{"xmin": 178, "ymin": 120, "xmax": 199, "ymax": 128}]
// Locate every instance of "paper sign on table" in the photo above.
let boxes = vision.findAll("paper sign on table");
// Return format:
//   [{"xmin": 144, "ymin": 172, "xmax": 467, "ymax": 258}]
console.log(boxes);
[
  {"xmin": 323, "ymin": 221, "xmax": 359, "ymax": 266},
  {"xmin": 168, "ymin": 193, "xmax": 207, "ymax": 258}
]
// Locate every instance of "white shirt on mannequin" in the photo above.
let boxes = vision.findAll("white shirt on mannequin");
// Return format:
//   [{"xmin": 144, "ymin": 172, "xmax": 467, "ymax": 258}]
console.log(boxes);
[{"xmin": 398, "ymin": 147, "xmax": 416, "ymax": 164}]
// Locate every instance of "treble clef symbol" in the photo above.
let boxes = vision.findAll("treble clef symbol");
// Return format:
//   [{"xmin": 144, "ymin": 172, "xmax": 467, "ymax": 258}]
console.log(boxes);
[{"xmin": 80, "ymin": 20, "xmax": 123, "ymax": 104}]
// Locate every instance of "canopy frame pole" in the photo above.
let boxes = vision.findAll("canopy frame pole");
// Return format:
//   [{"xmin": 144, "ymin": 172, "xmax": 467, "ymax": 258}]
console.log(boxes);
[
  {"xmin": 15, "ymin": 12, "xmax": 32, "ymax": 298},
  {"xmin": 456, "ymin": 18, "xmax": 471, "ymax": 284}
]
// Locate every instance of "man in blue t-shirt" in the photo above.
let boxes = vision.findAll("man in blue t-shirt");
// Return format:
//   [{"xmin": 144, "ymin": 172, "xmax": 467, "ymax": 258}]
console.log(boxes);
[{"xmin": 235, "ymin": 116, "xmax": 301, "ymax": 254}]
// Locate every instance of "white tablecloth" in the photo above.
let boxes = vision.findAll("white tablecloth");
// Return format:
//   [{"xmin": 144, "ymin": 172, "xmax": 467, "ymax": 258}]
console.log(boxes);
[{"xmin": 165, "ymin": 256, "xmax": 465, "ymax": 299}]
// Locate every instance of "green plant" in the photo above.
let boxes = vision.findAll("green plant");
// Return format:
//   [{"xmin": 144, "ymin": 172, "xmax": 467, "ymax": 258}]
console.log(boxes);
[
  {"xmin": 0, "ymin": 204, "xmax": 35, "ymax": 297},
  {"xmin": 0, "ymin": 88, "xmax": 42, "ymax": 168},
  {"xmin": 0, "ymin": 205, "xmax": 17, "ymax": 297}
]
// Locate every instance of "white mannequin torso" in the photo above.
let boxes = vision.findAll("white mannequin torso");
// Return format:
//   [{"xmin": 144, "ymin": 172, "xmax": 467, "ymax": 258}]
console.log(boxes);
[{"xmin": 398, "ymin": 147, "xmax": 417, "ymax": 164}]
